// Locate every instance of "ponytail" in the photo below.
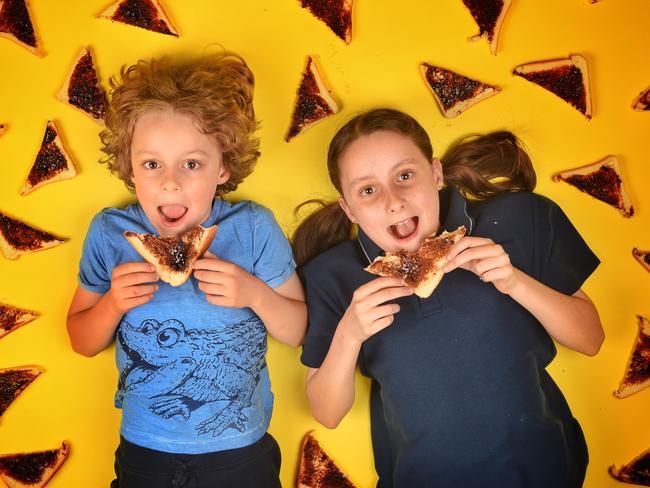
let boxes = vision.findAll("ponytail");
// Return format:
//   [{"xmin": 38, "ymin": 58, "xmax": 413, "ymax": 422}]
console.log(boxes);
[
  {"xmin": 292, "ymin": 199, "xmax": 353, "ymax": 267},
  {"xmin": 441, "ymin": 131, "xmax": 536, "ymax": 200}
]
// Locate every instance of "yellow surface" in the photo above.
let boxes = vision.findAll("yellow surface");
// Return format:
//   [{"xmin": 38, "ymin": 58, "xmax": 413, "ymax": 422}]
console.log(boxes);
[{"xmin": 0, "ymin": 0, "xmax": 649, "ymax": 487}]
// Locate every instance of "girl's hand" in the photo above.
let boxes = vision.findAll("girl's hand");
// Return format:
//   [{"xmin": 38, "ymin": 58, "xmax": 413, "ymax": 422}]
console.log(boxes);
[
  {"xmin": 444, "ymin": 236, "xmax": 518, "ymax": 294},
  {"xmin": 193, "ymin": 251, "xmax": 260, "ymax": 308},
  {"xmin": 339, "ymin": 276, "xmax": 413, "ymax": 346},
  {"xmin": 106, "ymin": 262, "xmax": 159, "ymax": 314}
]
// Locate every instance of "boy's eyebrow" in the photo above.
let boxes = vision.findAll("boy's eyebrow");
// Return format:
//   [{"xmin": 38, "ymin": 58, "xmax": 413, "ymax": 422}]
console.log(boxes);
[{"xmin": 132, "ymin": 149, "xmax": 210, "ymax": 158}]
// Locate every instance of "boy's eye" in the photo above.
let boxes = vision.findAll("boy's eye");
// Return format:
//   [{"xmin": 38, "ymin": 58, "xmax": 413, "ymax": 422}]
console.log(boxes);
[
  {"xmin": 143, "ymin": 160, "xmax": 160, "ymax": 170},
  {"xmin": 398, "ymin": 171, "xmax": 414, "ymax": 181},
  {"xmin": 183, "ymin": 160, "xmax": 200, "ymax": 170}
]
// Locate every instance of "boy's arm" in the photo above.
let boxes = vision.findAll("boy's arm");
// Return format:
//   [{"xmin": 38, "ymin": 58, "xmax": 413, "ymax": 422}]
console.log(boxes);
[
  {"xmin": 193, "ymin": 252, "xmax": 306, "ymax": 347},
  {"xmin": 67, "ymin": 262, "xmax": 158, "ymax": 357}
]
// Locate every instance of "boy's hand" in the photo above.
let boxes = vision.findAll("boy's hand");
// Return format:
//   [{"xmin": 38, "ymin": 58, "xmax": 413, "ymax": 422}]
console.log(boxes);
[
  {"xmin": 444, "ymin": 236, "xmax": 518, "ymax": 294},
  {"xmin": 339, "ymin": 276, "xmax": 413, "ymax": 346},
  {"xmin": 106, "ymin": 262, "xmax": 159, "ymax": 314},
  {"xmin": 193, "ymin": 251, "xmax": 261, "ymax": 308}
]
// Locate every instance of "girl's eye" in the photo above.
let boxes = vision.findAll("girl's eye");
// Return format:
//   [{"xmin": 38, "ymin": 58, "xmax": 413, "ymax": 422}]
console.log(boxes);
[
  {"xmin": 360, "ymin": 186, "xmax": 375, "ymax": 196},
  {"xmin": 143, "ymin": 160, "xmax": 160, "ymax": 170},
  {"xmin": 184, "ymin": 160, "xmax": 200, "ymax": 170}
]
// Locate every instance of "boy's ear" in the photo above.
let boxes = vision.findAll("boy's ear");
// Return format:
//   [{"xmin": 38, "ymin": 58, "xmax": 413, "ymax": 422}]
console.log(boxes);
[
  {"xmin": 217, "ymin": 164, "xmax": 230, "ymax": 185},
  {"xmin": 337, "ymin": 196, "xmax": 357, "ymax": 224},
  {"xmin": 431, "ymin": 158, "xmax": 444, "ymax": 190}
]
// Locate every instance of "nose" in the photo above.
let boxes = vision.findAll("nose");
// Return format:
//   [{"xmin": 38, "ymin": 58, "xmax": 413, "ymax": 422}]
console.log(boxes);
[
  {"xmin": 161, "ymin": 168, "xmax": 181, "ymax": 192},
  {"xmin": 385, "ymin": 188, "xmax": 406, "ymax": 213}
]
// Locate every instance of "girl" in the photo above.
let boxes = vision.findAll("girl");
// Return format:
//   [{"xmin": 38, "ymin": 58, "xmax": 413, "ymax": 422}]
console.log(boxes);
[{"xmin": 293, "ymin": 108, "xmax": 604, "ymax": 488}]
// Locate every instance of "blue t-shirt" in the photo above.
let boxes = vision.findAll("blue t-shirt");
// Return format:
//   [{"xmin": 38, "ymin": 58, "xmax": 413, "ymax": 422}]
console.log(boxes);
[
  {"xmin": 78, "ymin": 199, "xmax": 295, "ymax": 454},
  {"xmin": 301, "ymin": 188, "xmax": 599, "ymax": 488}
]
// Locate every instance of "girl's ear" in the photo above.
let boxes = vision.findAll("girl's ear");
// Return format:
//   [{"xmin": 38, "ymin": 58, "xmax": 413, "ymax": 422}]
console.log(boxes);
[
  {"xmin": 431, "ymin": 158, "xmax": 444, "ymax": 190},
  {"xmin": 338, "ymin": 196, "xmax": 358, "ymax": 224}
]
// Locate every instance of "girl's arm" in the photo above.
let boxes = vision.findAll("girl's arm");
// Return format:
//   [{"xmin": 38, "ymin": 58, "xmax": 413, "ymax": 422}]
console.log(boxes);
[
  {"xmin": 193, "ymin": 252, "xmax": 307, "ymax": 347},
  {"xmin": 66, "ymin": 262, "xmax": 159, "ymax": 357},
  {"xmin": 305, "ymin": 277, "xmax": 413, "ymax": 428},
  {"xmin": 445, "ymin": 237, "xmax": 604, "ymax": 356}
]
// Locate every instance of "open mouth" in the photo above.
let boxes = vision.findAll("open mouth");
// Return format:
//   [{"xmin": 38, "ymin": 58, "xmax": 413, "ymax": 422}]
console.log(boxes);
[
  {"xmin": 158, "ymin": 204, "xmax": 188, "ymax": 225},
  {"xmin": 388, "ymin": 216, "xmax": 418, "ymax": 240}
]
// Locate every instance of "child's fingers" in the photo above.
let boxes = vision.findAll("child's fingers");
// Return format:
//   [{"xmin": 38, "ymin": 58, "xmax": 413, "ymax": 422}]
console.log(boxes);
[
  {"xmin": 445, "ymin": 242, "xmax": 506, "ymax": 272},
  {"xmin": 368, "ymin": 314, "xmax": 396, "ymax": 336},
  {"xmin": 113, "ymin": 261, "xmax": 156, "ymax": 277},
  {"xmin": 355, "ymin": 276, "xmax": 409, "ymax": 300},
  {"xmin": 193, "ymin": 252, "xmax": 226, "ymax": 270},
  {"xmin": 366, "ymin": 285, "xmax": 414, "ymax": 308},
  {"xmin": 474, "ymin": 254, "xmax": 511, "ymax": 278},
  {"xmin": 115, "ymin": 271, "xmax": 159, "ymax": 288},
  {"xmin": 197, "ymin": 280, "xmax": 228, "ymax": 296}
]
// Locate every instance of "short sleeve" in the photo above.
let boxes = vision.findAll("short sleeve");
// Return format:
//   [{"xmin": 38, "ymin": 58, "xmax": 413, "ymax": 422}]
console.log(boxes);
[
  {"xmin": 251, "ymin": 204, "xmax": 295, "ymax": 289},
  {"xmin": 78, "ymin": 213, "xmax": 111, "ymax": 294},
  {"xmin": 535, "ymin": 197, "xmax": 600, "ymax": 295},
  {"xmin": 299, "ymin": 263, "xmax": 346, "ymax": 368}
]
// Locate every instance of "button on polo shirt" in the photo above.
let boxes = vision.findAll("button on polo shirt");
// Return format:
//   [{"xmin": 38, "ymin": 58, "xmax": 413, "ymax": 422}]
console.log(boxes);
[{"xmin": 301, "ymin": 187, "xmax": 599, "ymax": 488}]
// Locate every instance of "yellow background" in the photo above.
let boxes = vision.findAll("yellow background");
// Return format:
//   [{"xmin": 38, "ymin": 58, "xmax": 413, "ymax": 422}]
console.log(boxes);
[{"xmin": 1, "ymin": 0, "xmax": 649, "ymax": 486}]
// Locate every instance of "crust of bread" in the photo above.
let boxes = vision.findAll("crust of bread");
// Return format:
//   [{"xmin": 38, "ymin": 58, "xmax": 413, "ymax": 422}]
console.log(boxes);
[
  {"xmin": 56, "ymin": 47, "xmax": 106, "ymax": 126},
  {"xmin": 124, "ymin": 225, "xmax": 217, "ymax": 287},
  {"xmin": 0, "ymin": 124, "xmax": 5, "ymax": 137},
  {"xmin": 20, "ymin": 121, "xmax": 78, "ymax": 196},
  {"xmin": 513, "ymin": 54, "xmax": 592, "ymax": 119},
  {"xmin": 286, "ymin": 56, "xmax": 340, "ymax": 141},
  {"xmin": 0, "ymin": 303, "xmax": 39, "ymax": 339},
  {"xmin": 0, "ymin": 0, "xmax": 45, "ymax": 57},
  {"xmin": 609, "ymin": 447, "xmax": 650, "ymax": 484},
  {"xmin": 420, "ymin": 64, "xmax": 500, "ymax": 118},
  {"xmin": 632, "ymin": 86, "xmax": 650, "ymax": 111},
  {"xmin": 0, "ymin": 211, "xmax": 67, "ymax": 260},
  {"xmin": 0, "ymin": 440, "xmax": 69, "ymax": 488},
  {"xmin": 552, "ymin": 155, "xmax": 633, "ymax": 217},
  {"xmin": 98, "ymin": 0, "xmax": 179, "ymax": 36},
  {"xmin": 632, "ymin": 248, "xmax": 650, "ymax": 274},
  {"xmin": 613, "ymin": 315, "xmax": 650, "ymax": 399},
  {"xmin": 365, "ymin": 226, "xmax": 466, "ymax": 298},
  {"xmin": 465, "ymin": 0, "xmax": 512, "ymax": 55}
]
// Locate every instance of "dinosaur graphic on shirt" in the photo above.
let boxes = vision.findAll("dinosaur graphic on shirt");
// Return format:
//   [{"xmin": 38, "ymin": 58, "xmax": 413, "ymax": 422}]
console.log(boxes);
[{"xmin": 116, "ymin": 316, "xmax": 266, "ymax": 437}]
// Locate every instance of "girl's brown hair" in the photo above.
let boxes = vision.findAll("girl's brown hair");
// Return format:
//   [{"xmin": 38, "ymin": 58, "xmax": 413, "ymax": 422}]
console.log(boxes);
[
  {"xmin": 292, "ymin": 108, "xmax": 536, "ymax": 267},
  {"xmin": 100, "ymin": 51, "xmax": 260, "ymax": 195}
]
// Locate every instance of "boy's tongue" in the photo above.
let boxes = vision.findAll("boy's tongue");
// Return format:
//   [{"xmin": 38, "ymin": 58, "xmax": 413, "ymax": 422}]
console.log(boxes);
[{"xmin": 159, "ymin": 204, "xmax": 187, "ymax": 222}]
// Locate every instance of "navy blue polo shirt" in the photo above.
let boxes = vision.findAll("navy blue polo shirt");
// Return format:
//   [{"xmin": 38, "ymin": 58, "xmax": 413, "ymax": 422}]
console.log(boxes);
[{"xmin": 300, "ymin": 187, "xmax": 599, "ymax": 488}]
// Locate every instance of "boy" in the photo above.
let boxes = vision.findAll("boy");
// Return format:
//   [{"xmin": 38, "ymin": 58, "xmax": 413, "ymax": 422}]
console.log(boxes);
[{"xmin": 67, "ymin": 52, "xmax": 306, "ymax": 487}]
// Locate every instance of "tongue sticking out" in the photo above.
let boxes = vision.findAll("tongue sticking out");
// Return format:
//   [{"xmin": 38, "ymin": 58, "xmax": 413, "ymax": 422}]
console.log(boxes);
[
  {"xmin": 390, "ymin": 217, "xmax": 417, "ymax": 239},
  {"xmin": 159, "ymin": 205, "xmax": 188, "ymax": 222}
]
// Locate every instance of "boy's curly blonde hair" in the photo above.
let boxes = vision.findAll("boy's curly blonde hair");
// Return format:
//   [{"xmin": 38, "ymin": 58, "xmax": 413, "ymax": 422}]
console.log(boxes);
[{"xmin": 100, "ymin": 52, "xmax": 260, "ymax": 196}]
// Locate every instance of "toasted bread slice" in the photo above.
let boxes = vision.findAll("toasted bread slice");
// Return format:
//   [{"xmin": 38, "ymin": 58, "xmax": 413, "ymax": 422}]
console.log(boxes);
[
  {"xmin": 513, "ymin": 54, "xmax": 592, "ymax": 119},
  {"xmin": 0, "ymin": 211, "xmax": 67, "ymax": 260},
  {"xmin": 421, "ymin": 63, "xmax": 500, "ymax": 118},
  {"xmin": 297, "ymin": 431, "xmax": 357, "ymax": 488},
  {"xmin": 124, "ymin": 225, "xmax": 217, "ymax": 287},
  {"xmin": 552, "ymin": 155, "xmax": 633, "ymax": 218},
  {"xmin": 632, "ymin": 86, "xmax": 650, "ymax": 111},
  {"xmin": 613, "ymin": 315, "xmax": 650, "ymax": 399},
  {"xmin": 366, "ymin": 226, "xmax": 466, "ymax": 298},
  {"xmin": 0, "ymin": 365, "xmax": 42, "ymax": 418},
  {"xmin": 98, "ymin": 0, "xmax": 179, "ymax": 36},
  {"xmin": 633, "ymin": 248, "xmax": 650, "ymax": 274},
  {"xmin": 57, "ymin": 47, "xmax": 107, "ymax": 126},
  {"xmin": 462, "ymin": 0, "xmax": 512, "ymax": 55},
  {"xmin": 0, "ymin": 0, "xmax": 44, "ymax": 57},
  {"xmin": 299, "ymin": 0, "xmax": 352, "ymax": 44},
  {"xmin": 609, "ymin": 447, "xmax": 650, "ymax": 485},
  {"xmin": 0, "ymin": 440, "xmax": 69, "ymax": 488},
  {"xmin": 286, "ymin": 56, "xmax": 340, "ymax": 142},
  {"xmin": 0, "ymin": 303, "xmax": 39, "ymax": 340},
  {"xmin": 20, "ymin": 121, "xmax": 78, "ymax": 196}
]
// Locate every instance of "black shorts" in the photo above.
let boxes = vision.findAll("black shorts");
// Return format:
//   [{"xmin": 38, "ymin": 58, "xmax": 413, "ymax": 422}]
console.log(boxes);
[{"xmin": 110, "ymin": 433, "xmax": 281, "ymax": 488}]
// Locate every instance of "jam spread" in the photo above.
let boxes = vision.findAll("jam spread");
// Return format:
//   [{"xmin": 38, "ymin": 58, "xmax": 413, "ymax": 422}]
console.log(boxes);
[
  {"xmin": 0, "ymin": 213, "xmax": 59, "ymax": 251},
  {"xmin": 462, "ymin": 0, "xmax": 505, "ymax": 41},
  {"xmin": 422, "ymin": 64, "xmax": 486, "ymax": 111},
  {"xmin": 300, "ymin": 0, "xmax": 350, "ymax": 42},
  {"xmin": 300, "ymin": 435, "xmax": 356, "ymax": 487},
  {"xmin": 564, "ymin": 165, "xmax": 622, "ymax": 209},
  {"xmin": 518, "ymin": 65, "xmax": 587, "ymax": 115},
  {"xmin": 287, "ymin": 59, "xmax": 334, "ymax": 141},
  {"xmin": 139, "ymin": 227, "xmax": 203, "ymax": 272},
  {"xmin": 0, "ymin": 0, "xmax": 37, "ymax": 48},
  {"xmin": 0, "ymin": 449, "xmax": 57, "ymax": 484},
  {"xmin": 0, "ymin": 368, "xmax": 39, "ymax": 415},
  {"xmin": 113, "ymin": 0, "xmax": 176, "ymax": 36},
  {"xmin": 67, "ymin": 50, "xmax": 107, "ymax": 120},
  {"xmin": 27, "ymin": 123, "xmax": 67, "ymax": 187}
]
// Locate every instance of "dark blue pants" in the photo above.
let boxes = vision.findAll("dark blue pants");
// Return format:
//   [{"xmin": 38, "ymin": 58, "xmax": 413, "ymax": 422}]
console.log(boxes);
[{"xmin": 110, "ymin": 433, "xmax": 281, "ymax": 488}]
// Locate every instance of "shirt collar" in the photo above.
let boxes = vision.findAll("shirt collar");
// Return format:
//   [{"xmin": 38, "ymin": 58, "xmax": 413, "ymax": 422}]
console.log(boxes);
[{"xmin": 356, "ymin": 186, "xmax": 473, "ymax": 264}]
